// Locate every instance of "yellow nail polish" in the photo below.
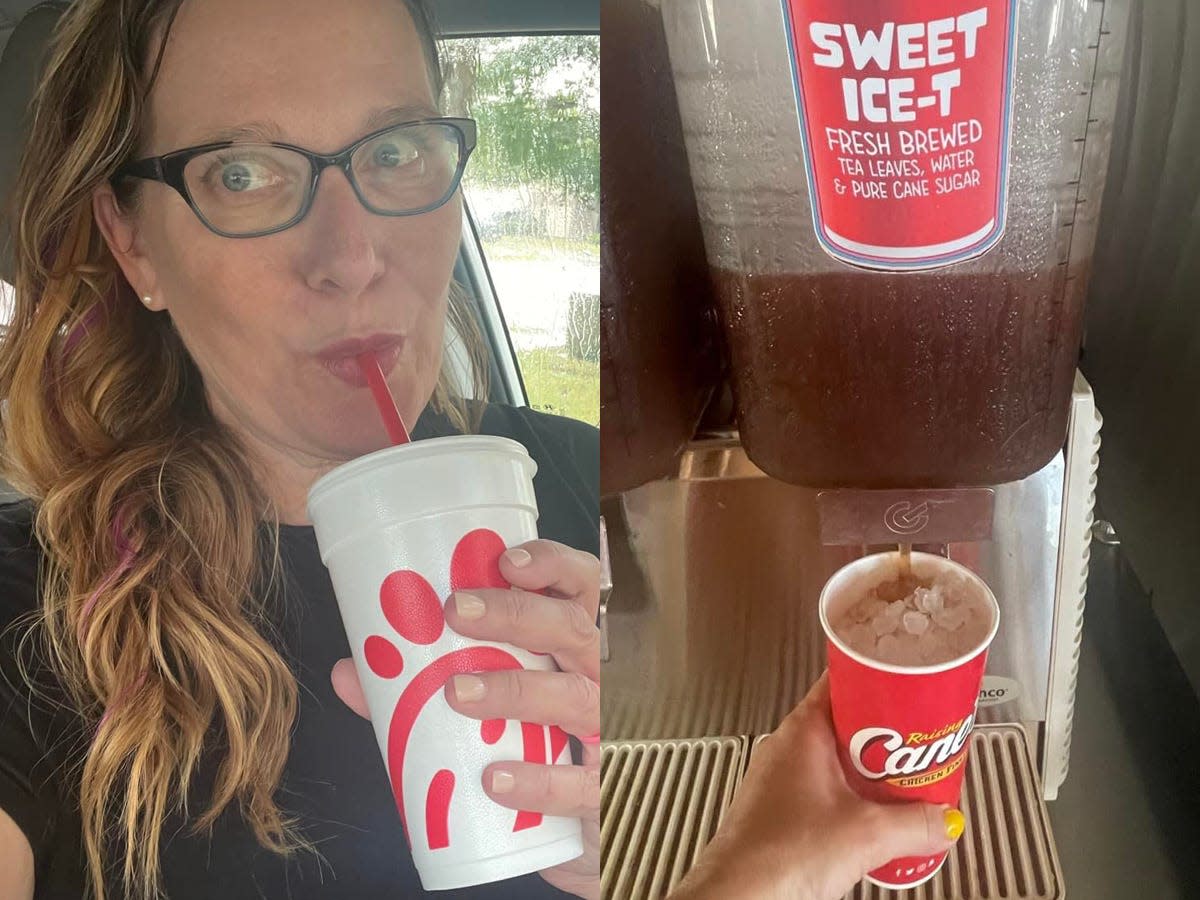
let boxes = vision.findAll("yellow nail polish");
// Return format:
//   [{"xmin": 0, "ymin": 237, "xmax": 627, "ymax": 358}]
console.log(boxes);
[{"xmin": 944, "ymin": 808, "xmax": 965, "ymax": 841}]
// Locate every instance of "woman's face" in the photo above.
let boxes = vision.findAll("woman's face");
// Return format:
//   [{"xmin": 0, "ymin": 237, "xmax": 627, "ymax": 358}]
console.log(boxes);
[{"xmin": 97, "ymin": 0, "xmax": 460, "ymax": 466}]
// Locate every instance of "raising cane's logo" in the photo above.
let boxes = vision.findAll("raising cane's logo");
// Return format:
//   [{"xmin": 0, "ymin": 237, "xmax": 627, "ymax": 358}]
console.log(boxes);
[{"xmin": 849, "ymin": 713, "xmax": 975, "ymax": 788}]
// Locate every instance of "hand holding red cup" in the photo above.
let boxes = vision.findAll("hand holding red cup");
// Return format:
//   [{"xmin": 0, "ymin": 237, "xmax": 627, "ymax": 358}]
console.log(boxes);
[{"xmin": 819, "ymin": 551, "xmax": 999, "ymax": 890}]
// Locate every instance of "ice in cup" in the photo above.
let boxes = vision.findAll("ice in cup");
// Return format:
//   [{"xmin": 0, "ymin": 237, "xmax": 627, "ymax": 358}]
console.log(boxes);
[
  {"xmin": 307, "ymin": 435, "xmax": 584, "ymax": 890},
  {"xmin": 818, "ymin": 552, "xmax": 999, "ymax": 890},
  {"xmin": 831, "ymin": 567, "xmax": 995, "ymax": 667}
]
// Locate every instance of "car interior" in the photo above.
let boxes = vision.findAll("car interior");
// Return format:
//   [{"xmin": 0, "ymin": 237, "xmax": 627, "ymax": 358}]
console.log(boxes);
[{"xmin": 0, "ymin": 0, "xmax": 600, "ymax": 432}]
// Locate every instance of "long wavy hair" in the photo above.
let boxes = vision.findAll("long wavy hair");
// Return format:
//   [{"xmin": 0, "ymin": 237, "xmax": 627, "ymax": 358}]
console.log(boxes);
[{"xmin": 0, "ymin": 1, "xmax": 488, "ymax": 897}]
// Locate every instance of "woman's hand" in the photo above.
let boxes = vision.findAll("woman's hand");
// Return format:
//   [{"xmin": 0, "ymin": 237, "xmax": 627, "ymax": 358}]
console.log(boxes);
[
  {"xmin": 670, "ymin": 673, "xmax": 963, "ymax": 900},
  {"xmin": 331, "ymin": 539, "xmax": 601, "ymax": 900}
]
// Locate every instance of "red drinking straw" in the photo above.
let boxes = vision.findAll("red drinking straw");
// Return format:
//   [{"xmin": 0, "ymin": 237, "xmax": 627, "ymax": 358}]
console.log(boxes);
[{"xmin": 356, "ymin": 351, "xmax": 410, "ymax": 445}]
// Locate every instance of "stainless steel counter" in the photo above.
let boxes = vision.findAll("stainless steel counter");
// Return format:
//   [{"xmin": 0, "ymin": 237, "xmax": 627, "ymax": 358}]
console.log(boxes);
[{"xmin": 601, "ymin": 440, "xmax": 1064, "ymax": 742}]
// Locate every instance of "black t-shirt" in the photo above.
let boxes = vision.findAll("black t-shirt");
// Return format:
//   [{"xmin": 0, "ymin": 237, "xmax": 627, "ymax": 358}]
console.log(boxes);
[{"xmin": 0, "ymin": 404, "xmax": 599, "ymax": 899}]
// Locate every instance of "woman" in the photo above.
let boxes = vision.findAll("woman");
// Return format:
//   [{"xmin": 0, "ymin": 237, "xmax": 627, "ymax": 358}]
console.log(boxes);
[{"xmin": 0, "ymin": 1, "xmax": 599, "ymax": 898}]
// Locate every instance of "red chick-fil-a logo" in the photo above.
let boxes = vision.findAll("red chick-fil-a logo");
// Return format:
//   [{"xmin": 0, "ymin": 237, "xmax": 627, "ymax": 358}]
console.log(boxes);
[
  {"xmin": 783, "ymin": 0, "xmax": 1017, "ymax": 270},
  {"xmin": 849, "ymin": 713, "xmax": 975, "ymax": 783},
  {"xmin": 363, "ymin": 528, "xmax": 569, "ymax": 851}
]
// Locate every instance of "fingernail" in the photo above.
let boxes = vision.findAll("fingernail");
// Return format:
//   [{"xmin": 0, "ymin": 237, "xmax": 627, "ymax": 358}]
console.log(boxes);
[
  {"xmin": 944, "ymin": 808, "xmax": 965, "ymax": 841},
  {"xmin": 453, "ymin": 674, "xmax": 486, "ymax": 702},
  {"xmin": 491, "ymin": 770, "xmax": 516, "ymax": 794},
  {"xmin": 504, "ymin": 548, "xmax": 533, "ymax": 568},
  {"xmin": 454, "ymin": 592, "xmax": 486, "ymax": 619}
]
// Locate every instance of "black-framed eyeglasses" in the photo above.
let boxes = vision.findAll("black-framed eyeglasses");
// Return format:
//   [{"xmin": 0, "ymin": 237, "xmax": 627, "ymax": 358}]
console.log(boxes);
[{"xmin": 111, "ymin": 117, "xmax": 477, "ymax": 239}]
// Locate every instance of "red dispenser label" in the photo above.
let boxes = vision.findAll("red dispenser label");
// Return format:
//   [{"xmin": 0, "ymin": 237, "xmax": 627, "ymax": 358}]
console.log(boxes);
[{"xmin": 783, "ymin": 1, "xmax": 1018, "ymax": 270}]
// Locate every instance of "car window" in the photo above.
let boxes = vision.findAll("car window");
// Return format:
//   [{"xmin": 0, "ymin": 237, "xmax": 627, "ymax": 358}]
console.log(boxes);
[{"xmin": 441, "ymin": 35, "xmax": 599, "ymax": 427}]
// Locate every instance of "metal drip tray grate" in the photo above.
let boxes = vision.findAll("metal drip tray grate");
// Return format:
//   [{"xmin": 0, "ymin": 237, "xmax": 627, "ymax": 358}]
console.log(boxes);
[
  {"xmin": 601, "ymin": 726, "xmax": 1063, "ymax": 900},
  {"xmin": 601, "ymin": 737, "xmax": 748, "ymax": 900}
]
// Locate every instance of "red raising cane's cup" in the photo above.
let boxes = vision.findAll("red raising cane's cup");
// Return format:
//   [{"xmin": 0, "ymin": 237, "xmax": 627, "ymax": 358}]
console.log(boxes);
[{"xmin": 818, "ymin": 552, "xmax": 999, "ymax": 889}]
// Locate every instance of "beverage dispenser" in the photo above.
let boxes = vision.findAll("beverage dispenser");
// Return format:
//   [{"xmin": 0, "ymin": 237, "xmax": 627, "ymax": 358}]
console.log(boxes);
[{"xmin": 600, "ymin": 1, "xmax": 1131, "ymax": 896}]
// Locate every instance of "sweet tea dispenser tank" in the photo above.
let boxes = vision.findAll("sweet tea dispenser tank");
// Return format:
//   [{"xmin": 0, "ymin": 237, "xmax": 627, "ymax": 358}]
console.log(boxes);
[
  {"xmin": 600, "ymin": 0, "xmax": 723, "ymax": 496},
  {"xmin": 660, "ymin": 0, "xmax": 1128, "ymax": 488}
]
